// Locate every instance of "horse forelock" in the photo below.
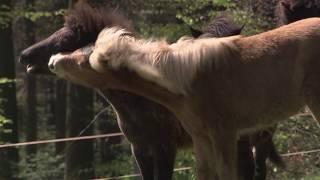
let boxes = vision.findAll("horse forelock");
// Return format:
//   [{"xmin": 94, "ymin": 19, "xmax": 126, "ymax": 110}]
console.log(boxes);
[
  {"xmin": 64, "ymin": 1, "xmax": 133, "ymax": 40},
  {"xmin": 91, "ymin": 27, "xmax": 240, "ymax": 95}
]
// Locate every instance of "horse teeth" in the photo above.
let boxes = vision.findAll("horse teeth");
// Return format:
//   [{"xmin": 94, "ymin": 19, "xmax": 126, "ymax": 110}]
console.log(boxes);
[
  {"xmin": 26, "ymin": 65, "xmax": 33, "ymax": 72},
  {"xmin": 26, "ymin": 65, "xmax": 38, "ymax": 73}
]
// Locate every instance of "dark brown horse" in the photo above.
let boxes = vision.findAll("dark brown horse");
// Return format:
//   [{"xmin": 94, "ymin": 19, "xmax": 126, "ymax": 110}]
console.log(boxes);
[
  {"xmin": 19, "ymin": 1, "xmax": 133, "ymax": 74},
  {"xmin": 275, "ymin": 0, "xmax": 320, "ymax": 26},
  {"xmin": 19, "ymin": 1, "xmax": 283, "ymax": 179}
]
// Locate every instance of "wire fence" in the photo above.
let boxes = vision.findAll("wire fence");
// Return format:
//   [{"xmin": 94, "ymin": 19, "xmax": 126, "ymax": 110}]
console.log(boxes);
[
  {"xmin": 1, "ymin": 130, "xmax": 320, "ymax": 179},
  {"xmin": 90, "ymin": 167, "xmax": 193, "ymax": 180},
  {"xmin": 0, "ymin": 133, "xmax": 123, "ymax": 148},
  {"xmin": 1, "ymin": 132, "xmax": 320, "ymax": 157}
]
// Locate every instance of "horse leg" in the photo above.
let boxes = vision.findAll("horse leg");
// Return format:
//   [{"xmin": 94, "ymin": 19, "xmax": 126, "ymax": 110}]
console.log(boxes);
[
  {"xmin": 254, "ymin": 130, "xmax": 283, "ymax": 180},
  {"xmin": 237, "ymin": 136, "xmax": 255, "ymax": 180},
  {"xmin": 131, "ymin": 144, "xmax": 154, "ymax": 180},
  {"xmin": 209, "ymin": 126, "xmax": 238, "ymax": 180},
  {"xmin": 192, "ymin": 136, "xmax": 218, "ymax": 180},
  {"xmin": 254, "ymin": 151, "xmax": 267, "ymax": 180},
  {"xmin": 153, "ymin": 145, "xmax": 176, "ymax": 180}
]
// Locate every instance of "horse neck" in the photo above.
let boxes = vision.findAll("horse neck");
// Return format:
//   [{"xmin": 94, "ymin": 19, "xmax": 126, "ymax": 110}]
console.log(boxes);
[
  {"xmin": 107, "ymin": 67, "xmax": 183, "ymax": 113},
  {"xmin": 116, "ymin": 39, "xmax": 189, "ymax": 95}
]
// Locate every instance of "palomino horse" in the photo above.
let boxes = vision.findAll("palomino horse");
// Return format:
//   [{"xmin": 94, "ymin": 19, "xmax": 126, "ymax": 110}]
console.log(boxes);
[
  {"xmin": 49, "ymin": 18, "xmax": 320, "ymax": 180},
  {"xmin": 19, "ymin": 1, "xmax": 282, "ymax": 179},
  {"xmin": 192, "ymin": 16, "xmax": 285, "ymax": 180}
]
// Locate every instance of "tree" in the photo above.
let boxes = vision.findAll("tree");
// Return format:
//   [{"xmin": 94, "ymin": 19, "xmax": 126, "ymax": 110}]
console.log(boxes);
[
  {"xmin": 12, "ymin": 0, "xmax": 38, "ymax": 157},
  {"xmin": 64, "ymin": 84, "xmax": 94, "ymax": 180},
  {"xmin": 0, "ymin": 0, "xmax": 19, "ymax": 179}
]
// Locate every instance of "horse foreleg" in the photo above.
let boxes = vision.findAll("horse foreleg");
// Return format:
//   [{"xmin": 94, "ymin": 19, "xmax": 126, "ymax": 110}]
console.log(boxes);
[
  {"xmin": 254, "ymin": 132, "xmax": 283, "ymax": 180},
  {"xmin": 209, "ymin": 129, "xmax": 238, "ymax": 180},
  {"xmin": 193, "ymin": 136, "xmax": 218, "ymax": 180},
  {"xmin": 153, "ymin": 145, "xmax": 176, "ymax": 180},
  {"xmin": 131, "ymin": 144, "xmax": 154, "ymax": 180},
  {"xmin": 237, "ymin": 136, "xmax": 255, "ymax": 180}
]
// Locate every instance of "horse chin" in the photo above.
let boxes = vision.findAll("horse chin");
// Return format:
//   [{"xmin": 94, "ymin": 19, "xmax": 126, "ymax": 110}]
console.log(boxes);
[{"xmin": 26, "ymin": 64, "xmax": 52, "ymax": 74}]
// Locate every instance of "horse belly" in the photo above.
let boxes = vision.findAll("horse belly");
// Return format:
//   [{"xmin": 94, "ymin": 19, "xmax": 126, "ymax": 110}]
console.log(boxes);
[{"xmin": 236, "ymin": 96, "xmax": 303, "ymax": 134}]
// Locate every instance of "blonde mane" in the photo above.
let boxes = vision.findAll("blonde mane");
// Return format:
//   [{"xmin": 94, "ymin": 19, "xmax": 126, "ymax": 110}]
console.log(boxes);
[{"xmin": 90, "ymin": 27, "xmax": 240, "ymax": 95}]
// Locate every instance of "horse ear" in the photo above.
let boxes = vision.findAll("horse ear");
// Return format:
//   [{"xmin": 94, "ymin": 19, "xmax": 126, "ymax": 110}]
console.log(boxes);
[
  {"xmin": 190, "ymin": 27, "xmax": 203, "ymax": 38},
  {"xmin": 230, "ymin": 24, "xmax": 245, "ymax": 36},
  {"xmin": 280, "ymin": 1, "xmax": 292, "ymax": 12}
]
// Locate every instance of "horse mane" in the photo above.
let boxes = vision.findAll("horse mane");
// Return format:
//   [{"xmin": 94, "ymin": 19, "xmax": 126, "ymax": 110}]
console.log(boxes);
[
  {"xmin": 90, "ymin": 27, "xmax": 240, "ymax": 95},
  {"xmin": 64, "ymin": 0, "xmax": 133, "ymax": 41}
]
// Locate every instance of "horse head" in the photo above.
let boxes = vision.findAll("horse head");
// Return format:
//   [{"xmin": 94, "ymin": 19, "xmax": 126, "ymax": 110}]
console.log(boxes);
[
  {"xmin": 48, "ymin": 27, "xmax": 137, "ymax": 90},
  {"xmin": 19, "ymin": 0, "xmax": 132, "ymax": 74}
]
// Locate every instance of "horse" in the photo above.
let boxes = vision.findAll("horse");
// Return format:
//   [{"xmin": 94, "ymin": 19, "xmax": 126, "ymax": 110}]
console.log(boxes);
[
  {"xmin": 192, "ymin": 16, "xmax": 286, "ymax": 180},
  {"xmin": 19, "ymin": 1, "xmax": 133, "ymax": 74},
  {"xmin": 19, "ymin": 1, "xmax": 283, "ymax": 179},
  {"xmin": 48, "ymin": 17, "xmax": 320, "ymax": 180},
  {"xmin": 275, "ymin": 0, "xmax": 320, "ymax": 26}
]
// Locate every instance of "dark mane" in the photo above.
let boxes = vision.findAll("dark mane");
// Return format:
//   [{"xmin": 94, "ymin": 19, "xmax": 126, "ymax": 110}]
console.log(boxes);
[
  {"xmin": 64, "ymin": 1, "xmax": 133, "ymax": 42},
  {"xmin": 204, "ymin": 16, "xmax": 244, "ymax": 37},
  {"xmin": 190, "ymin": 16, "xmax": 244, "ymax": 38},
  {"xmin": 275, "ymin": 0, "xmax": 320, "ymax": 26}
]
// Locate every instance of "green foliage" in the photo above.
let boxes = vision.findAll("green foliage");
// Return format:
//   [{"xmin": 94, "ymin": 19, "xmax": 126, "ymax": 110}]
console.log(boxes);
[
  {"xmin": 17, "ymin": 152, "xmax": 64, "ymax": 180},
  {"xmin": 175, "ymin": 0, "xmax": 236, "ymax": 25},
  {"xmin": 22, "ymin": 9, "xmax": 65, "ymax": 22},
  {"xmin": 95, "ymin": 142, "xmax": 134, "ymax": 178},
  {"xmin": 0, "ymin": 114, "xmax": 12, "ymax": 135},
  {"xmin": 227, "ymin": 10, "xmax": 268, "ymax": 35},
  {"xmin": 138, "ymin": 23, "xmax": 191, "ymax": 42},
  {"xmin": 0, "ymin": 78, "xmax": 15, "ymax": 84},
  {"xmin": 0, "ymin": 5, "xmax": 65, "ymax": 29},
  {"xmin": 0, "ymin": 5, "xmax": 11, "ymax": 29},
  {"xmin": 174, "ymin": 149, "xmax": 196, "ymax": 180},
  {"xmin": 268, "ymin": 114, "xmax": 320, "ymax": 179},
  {"xmin": 0, "ymin": 78, "xmax": 14, "ymax": 142}
]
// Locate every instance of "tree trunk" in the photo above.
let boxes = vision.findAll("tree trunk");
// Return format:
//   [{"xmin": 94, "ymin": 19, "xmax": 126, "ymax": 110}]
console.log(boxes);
[
  {"xmin": 65, "ymin": 84, "xmax": 94, "ymax": 180},
  {"xmin": 54, "ymin": 79, "xmax": 67, "ymax": 154},
  {"xmin": 12, "ymin": 0, "xmax": 38, "ymax": 174},
  {"xmin": 0, "ymin": 0, "xmax": 19, "ymax": 179},
  {"xmin": 25, "ymin": 75, "xmax": 37, "ymax": 155}
]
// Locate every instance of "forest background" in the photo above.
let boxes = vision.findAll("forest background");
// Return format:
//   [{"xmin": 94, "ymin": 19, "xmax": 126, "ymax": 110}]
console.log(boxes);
[{"xmin": 0, "ymin": 0, "xmax": 320, "ymax": 179}]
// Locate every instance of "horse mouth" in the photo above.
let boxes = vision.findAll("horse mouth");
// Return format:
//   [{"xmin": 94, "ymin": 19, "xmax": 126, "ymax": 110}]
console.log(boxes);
[{"xmin": 26, "ymin": 64, "xmax": 51, "ymax": 74}]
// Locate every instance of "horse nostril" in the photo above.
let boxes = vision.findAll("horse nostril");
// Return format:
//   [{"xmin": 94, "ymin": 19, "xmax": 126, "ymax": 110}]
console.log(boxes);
[{"xmin": 19, "ymin": 50, "xmax": 34, "ymax": 65}]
